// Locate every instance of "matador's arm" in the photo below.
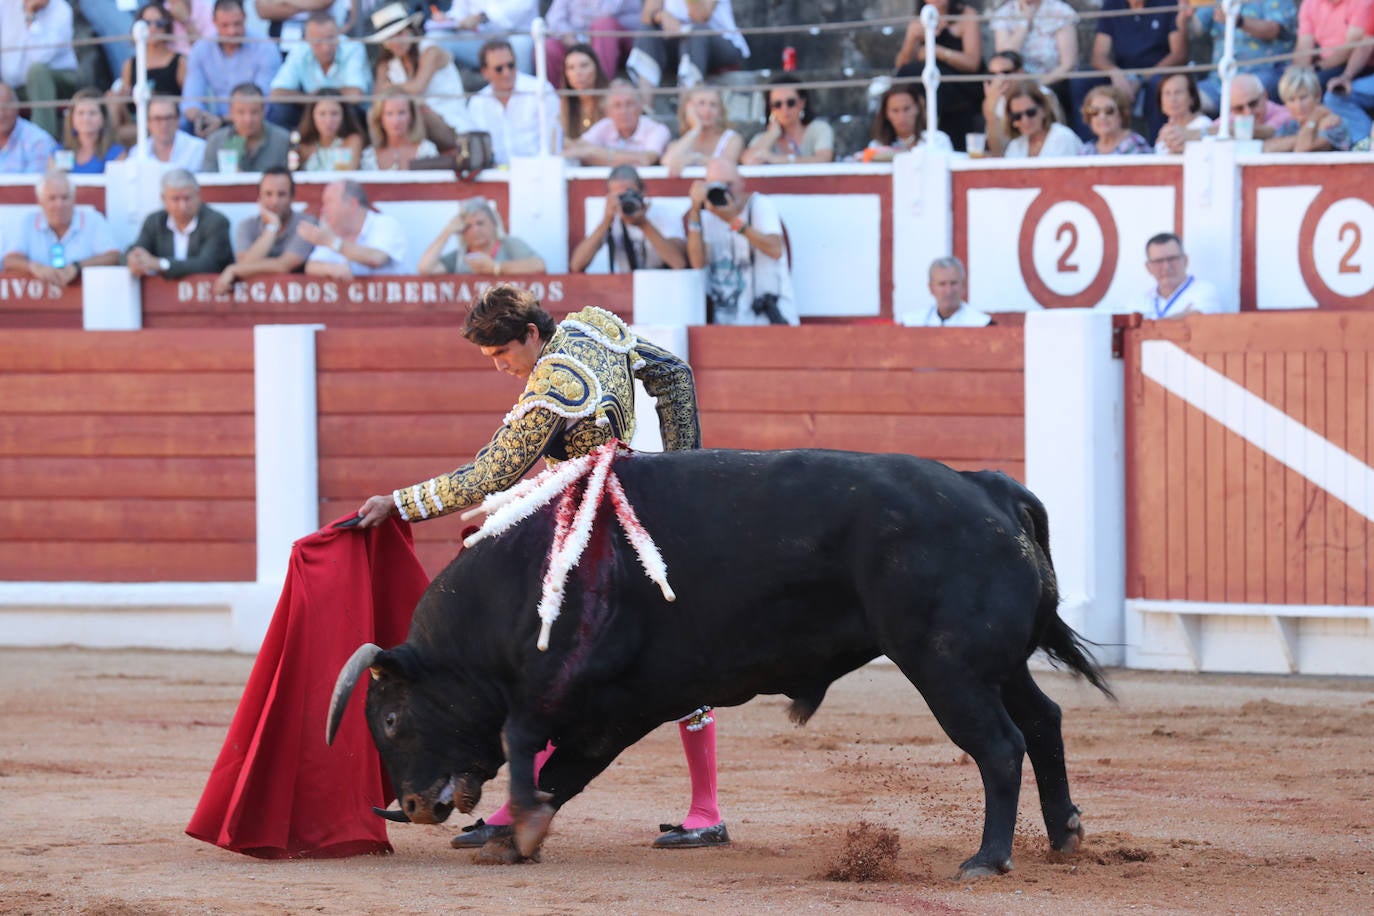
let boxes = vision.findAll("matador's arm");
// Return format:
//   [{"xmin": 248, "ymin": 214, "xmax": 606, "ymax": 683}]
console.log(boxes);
[{"xmin": 632, "ymin": 338, "xmax": 701, "ymax": 451}]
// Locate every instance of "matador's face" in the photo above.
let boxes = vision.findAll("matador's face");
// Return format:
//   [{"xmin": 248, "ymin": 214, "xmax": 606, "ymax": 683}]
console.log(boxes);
[{"xmin": 479, "ymin": 324, "xmax": 544, "ymax": 380}]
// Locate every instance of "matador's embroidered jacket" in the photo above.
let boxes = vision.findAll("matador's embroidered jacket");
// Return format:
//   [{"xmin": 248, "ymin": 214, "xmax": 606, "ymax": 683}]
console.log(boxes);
[{"xmin": 393, "ymin": 306, "xmax": 701, "ymax": 521}]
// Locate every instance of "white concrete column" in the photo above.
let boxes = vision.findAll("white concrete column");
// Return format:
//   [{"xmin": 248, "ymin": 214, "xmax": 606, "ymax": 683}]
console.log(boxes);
[
  {"xmin": 891, "ymin": 148, "xmax": 952, "ymax": 320},
  {"xmin": 632, "ymin": 268, "xmax": 707, "ymax": 326},
  {"xmin": 1024, "ymin": 309, "xmax": 1125, "ymax": 664},
  {"xmin": 509, "ymin": 155, "xmax": 569, "ymax": 272},
  {"xmin": 81, "ymin": 266, "xmax": 142, "ymax": 330},
  {"xmin": 626, "ymin": 322, "xmax": 690, "ymax": 453},
  {"xmin": 1181, "ymin": 139, "xmax": 1255, "ymax": 311},
  {"xmin": 102, "ymin": 157, "xmax": 167, "ymax": 249}
]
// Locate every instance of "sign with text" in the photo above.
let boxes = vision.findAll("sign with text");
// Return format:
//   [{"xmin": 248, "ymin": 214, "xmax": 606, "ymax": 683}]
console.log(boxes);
[{"xmin": 0, "ymin": 273, "xmax": 82, "ymax": 328}]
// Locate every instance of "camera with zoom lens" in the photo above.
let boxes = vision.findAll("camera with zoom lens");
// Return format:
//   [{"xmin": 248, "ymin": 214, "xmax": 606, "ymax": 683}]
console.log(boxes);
[
  {"xmin": 705, "ymin": 182, "xmax": 731, "ymax": 208},
  {"xmin": 752, "ymin": 293, "xmax": 786, "ymax": 324},
  {"xmin": 618, "ymin": 189, "xmax": 645, "ymax": 216}
]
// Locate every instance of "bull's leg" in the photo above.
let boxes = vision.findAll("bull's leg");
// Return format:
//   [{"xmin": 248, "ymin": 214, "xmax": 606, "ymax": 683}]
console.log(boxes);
[
  {"xmin": 504, "ymin": 725, "xmax": 557, "ymax": 859},
  {"xmin": 1001, "ymin": 664, "xmax": 1083, "ymax": 854}
]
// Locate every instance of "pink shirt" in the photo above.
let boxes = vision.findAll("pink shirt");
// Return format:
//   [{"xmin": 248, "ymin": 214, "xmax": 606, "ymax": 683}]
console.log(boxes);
[
  {"xmin": 1260, "ymin": 99, "xmax": 1295, "ymax": 130},
  {"xmin": 579, "ymin": 115, "xmax": 671, "ymax": 156},
  {"xmin": 1298, "ymin": 0, "xmax": 1370, "ymax": 51}
]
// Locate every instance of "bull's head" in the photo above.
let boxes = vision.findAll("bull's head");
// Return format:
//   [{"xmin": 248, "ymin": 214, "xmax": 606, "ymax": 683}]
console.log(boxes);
[{"xmin": 327, "ymin": 643, "xmax": 506, "ymax": 826}]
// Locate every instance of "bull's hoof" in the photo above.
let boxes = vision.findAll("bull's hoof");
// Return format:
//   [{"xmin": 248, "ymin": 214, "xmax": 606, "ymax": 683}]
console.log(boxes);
[
  {"xmin": 653, "ymin": 821, "xmax": 731, "ymax": 848},
  {"xmin": 513, "ymin": 802, "xmax": 555, "ymax": 859},
  {"xmin": 473, "ymin": 834, "xmax": 541, "ymax": 865},
  {"xmin": 1052, "ymin": 809, "xmax": 1085, "ymax": 853},
  {"xmin": 450, "ymin": 819, "xmax": 513, "ymax": 849},
  {"xmin": 955, "ymin": 856, "xmax": 1013, "ymax": 880}
]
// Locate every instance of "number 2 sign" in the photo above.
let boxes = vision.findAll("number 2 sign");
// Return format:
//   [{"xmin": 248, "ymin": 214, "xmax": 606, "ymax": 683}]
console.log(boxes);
[
  {"xmin": 1017, "ymin": 187, "xmax": 1119, "ymax": 309},
  {"xmin": 1299, "ymin": 189, "xmax": 1374, "ymax": 306}
]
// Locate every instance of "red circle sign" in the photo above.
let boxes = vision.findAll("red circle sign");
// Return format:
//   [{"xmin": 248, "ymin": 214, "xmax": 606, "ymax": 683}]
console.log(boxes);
[
  {"xmin": 1017, "ymin": 187, "xmax": 1119, "ymax": 309},
  {"xmin": 1298, "ymin": 188, "xmax": 1374, "ymax": 308}
]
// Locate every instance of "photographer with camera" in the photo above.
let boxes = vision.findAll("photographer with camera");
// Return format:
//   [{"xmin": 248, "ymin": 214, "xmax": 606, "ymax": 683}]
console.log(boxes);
[
  {"xmin": 686, "ymin": 157, "xmax": 798, "ymax": 326},
  {"xmin": 570, "ymin": 165, "xmax": 687, "ymax": 274},
  {"xmin": 561, "ymin": 80, "xmax": 672, "ymax": 167}
]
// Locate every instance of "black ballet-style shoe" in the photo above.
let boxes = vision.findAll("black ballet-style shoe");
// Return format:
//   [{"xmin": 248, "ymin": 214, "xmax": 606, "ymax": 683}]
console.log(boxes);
[
  {"xmin": 450, "ymin": 818, "xmax": 514, "ymax": 849},
  {"xmin": 652, "ymin": 821, "xmax": 731, "ymax": 849}
]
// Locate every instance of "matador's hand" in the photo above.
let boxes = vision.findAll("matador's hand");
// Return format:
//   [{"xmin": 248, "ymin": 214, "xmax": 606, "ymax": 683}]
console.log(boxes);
[{"xmin": 356, "ymin": 494, "xmax": 397, "ymax": 528}]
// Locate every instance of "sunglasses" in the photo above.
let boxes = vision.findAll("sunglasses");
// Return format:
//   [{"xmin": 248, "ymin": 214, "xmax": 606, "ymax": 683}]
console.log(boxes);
[
  {"xmin": 989, "ymin": 68, "xmax": 1015, "ymax": 77},
  {"xmin": 1230, "ymin": 95, "xmax": 1264, "ymax": 113},
  {"xmin": 145, "ymin": 17, "xmax": 171, "ymax": 28},
  {"xmin": 1010, "ymin": 106, "xmax": 1040, "ymax": 122},
  {"xmin": 487, "ymin": 62, "xmax": 516, "ymax": 73},
  {"xmin": 1147, "ymin": 254, "xmax": 1184, "ymax": 266},
  {"xmin": 770, "ymin": 97, "xmax": 800, "ymax": 110},
  {"xmin": 1086, "ymin": 105, "xmax": 1119, "ymax": 118}
]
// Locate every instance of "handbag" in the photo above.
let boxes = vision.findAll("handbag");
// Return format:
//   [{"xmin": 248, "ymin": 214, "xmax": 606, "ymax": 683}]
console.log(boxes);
[{"xmin": 408, "ymin": 132, "xmax": 495, "ymax": 179}]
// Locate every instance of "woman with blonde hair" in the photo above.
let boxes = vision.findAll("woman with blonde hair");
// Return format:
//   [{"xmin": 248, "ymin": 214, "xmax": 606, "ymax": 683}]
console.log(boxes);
[
  {"xmin": 361, "ymin": 91, "xmax": 438, "ymax": 170},
  {"xmin": 1263, "ymin": 66, "xmax": 1351, "ymax": 153},
  {"xmin": 1001, "ymin": 80, "xmax": 1079, "ymax": 158},
  {"xmin": 57, "ymin": 89, "xmax": 126, "ymax": 174},
  {"xmin": 418, "ymin": 198, "xmax": 546, "ymax": 276},
  {"xmin": 561, "ymin": 44, "xmax": 611, "ymax": 142},
  {"xmin": 661, "ymin": 86, "xmax": 743, "ymax": 176},
  {"xmin": 370, "ymin": 4, "xmax": 470, "ymax": 150}
]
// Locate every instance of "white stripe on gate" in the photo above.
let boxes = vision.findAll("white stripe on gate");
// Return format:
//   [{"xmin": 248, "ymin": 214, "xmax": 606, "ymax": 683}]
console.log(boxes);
[{"xmin": 1140, "ymin": 341, "xmax": 1374, "ymax": 523}]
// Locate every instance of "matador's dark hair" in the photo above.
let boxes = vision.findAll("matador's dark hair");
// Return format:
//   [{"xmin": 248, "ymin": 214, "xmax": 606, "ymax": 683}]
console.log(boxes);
[{"xmin": 462, "ymin": 284, "xmax": 557, "ymax": 346}]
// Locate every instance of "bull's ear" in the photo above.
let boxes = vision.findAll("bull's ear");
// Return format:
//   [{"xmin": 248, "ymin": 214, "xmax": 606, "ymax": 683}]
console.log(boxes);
[{"xmin": 368, "ymin": 650, "xmax": 406, "ymax": 681}]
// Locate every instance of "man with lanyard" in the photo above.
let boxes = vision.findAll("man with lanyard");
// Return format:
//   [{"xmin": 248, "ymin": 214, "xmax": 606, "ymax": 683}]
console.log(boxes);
[
  {"xmin": 569, "ymin": 164, "xmax": 687, "ymax": 274},
  {"xmin": 2, "ymin": 169, "xmax": 118, "ymax": 285},
  {"xmin": 1139, "ymin": 232, "xmax": 1227, "ymax": 319},
  {"xmin": 354, "ymin": 285, "xmax": 730, "ymax": 851}
]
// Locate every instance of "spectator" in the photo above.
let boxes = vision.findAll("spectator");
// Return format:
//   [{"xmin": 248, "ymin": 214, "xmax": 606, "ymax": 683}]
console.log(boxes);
[
  {"xmin": 627, "ymin": 0, "xmax": 750, "ymax": 107},
  {"xmin": 981, "ymin": 49, "xmax": 1068, "ymax": 155},
  {"xmin": 1227, "ymin": 72, "xmax": 1294, "ymax": 139},
  {"xmin": 1295, "ymin": 0, "xmax": 1369, "ymax": 88},
  {"xmin": 861, "ymin": 84, "xmax": 953, "ymax": 161},
  {"xmin": 561, "ymin": 44, "xmax": 610, "ymax": 142},
  {"xmin": 662, "ymin": 86, "xmax": 743, "ymax": 176},
  {"xmin": 55, "ymin": 89, "xmax": 126, "ymax": 174},
  {"xmin": 1322, "ymin": 10, "xmax": 1374, "ymax": 141},
  {"xmin": 182, "ymin": 0, "xmax": 281, "ymax": 139},
  {"xmin": 1154, "ymin": 73, "xmax": 1212, "ymax": 154},
  {"xmin": 254, "ymin": 0, "xmax": 351, "ymax": 51},
  {"xmin": 138, "ymin": 96, "xmax": 209, "ymax": 170},
  {"xmin": 202, "ymin": 83, "xmax": 291, "ymax": 172},
  {"xmin": 898, "ymin": 256, "xmax": 992, "ymax": 327},
  {"xmin": 686, "ymin": 157, "xmax": 798, "ymax": 326},
  {"xmin": 1178, "ymin": 0, "xmax": 1298, "ymax": 114},
  {"xmin": 428, "ymin": 0, "xmax": 538, "ymax": 74},
  {"xmin": 1001, "ymin": 79, "xmax": 1080, "ymax": 157},
  {"xmin": 126, "ymin": 169, "xmax": 235, "ymax": 278},
  {"xmin": 1073, "ymin": 0, "xmax": 1186, "ymax": 140},
  {"xmin": 1264, "ymin": 64, "xmax": 1352, "ymax": 151},
  {"xmin": 544, "ymin": 0, "xmax": 640, "ymax": 88},
  {"xmin": 300, "ymin": 179, "xmax": 408, "ymax": 276},
  {"xmin": 562, "ymin": 79, "xmax": 671, "ymax": 166},
  {"xmin": 466, "ymin": 40, "xmax": 562, "ymax": 164},
  {"xmin": 108, "ymin": 3, "xmax": 187, "ymax": 144},
  {"xmin": 370, "ymin": 3, "xmax": 471, "ymax": 150},
  {"xmin": 0, "ymin": 83, "xmax": 60, "ymax": 173},
  {"xmin": 417, "ymin": 197, "xmax": 545, "ymax": 276},
  {"xmin": 294, "ymin": 89, "xmax": 365, "ymax": 170},
  {"xmin": 160, "ymin": 0, "xmax": 217, "ymax": 55},
  {"xmin": 895, "ymin": 0, "xmax": 983, "ymax": 152},
  {"xmin": 267, "ymin": 11, "xmax": 372, "ymax": 130},
  {"xmin": 1079, "ymin": 85, "xmax": 1152, "ymax": 154},
  {"xmin": 570, "ymin": 164, "xmax": 687, "ymax": 273},
  {"xmin": 1098, "ymin": 231, "xmax": 1228, "ymax": 317},
  {"xmin": 214, "ymin": 166, "xmax": 317, "ymax": 292},
  {"xmin": 990, "ymin": 0, "xmax": 1078, "ymax": 117},
  {"xmin": 2, "ymin": 170, "xmax": 119, "ymax": 286},
  {"xmin": 1, "ymin": 0, "xmax": 79, "ymax": 141},
  {"xmin": 360, "ymin": 90, "xmax": 438, "ymax": 169},
  {"xmin": 740, "ymin": 75, "xmax": 834, "ymax": 165}
]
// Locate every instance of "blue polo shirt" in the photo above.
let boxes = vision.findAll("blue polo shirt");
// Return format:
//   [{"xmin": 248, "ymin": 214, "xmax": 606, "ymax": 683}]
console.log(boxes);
[
  {"xmin": 269, "ymin": 39, "xmax": 372, "ymax": 94},
  {"xmin": 1097, "ymin": 0, "xmax": 1178, "ymax": 70},
  {"xmin": 0, "ymin": 118, "xmax": 60, "ymax": 174},
  {"xmin": 12, "ymin": 206, "xmax": 117, "ymax": 266}
]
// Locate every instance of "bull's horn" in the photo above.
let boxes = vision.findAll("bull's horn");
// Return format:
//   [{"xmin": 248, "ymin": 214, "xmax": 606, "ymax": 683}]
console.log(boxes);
[
  {"xmin": 326, "ymin": 642, "xmax": 382, "ymax": 746},
  {"xmin": 372, "ymin": 806, "xmax": 411, "ymax": 823}
]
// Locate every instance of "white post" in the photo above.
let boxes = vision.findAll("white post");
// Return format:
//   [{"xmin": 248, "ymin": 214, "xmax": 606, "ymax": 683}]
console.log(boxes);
[
  {"xmin": 508, "ymin": 155, "xmax": 569, "ymax": 271},
  {"xmin": 132, "ymin": 20, "xmax": 150, "ymax": 160},
  {"xmin": 920, "ymin": 4, "xmax": 940, "ymax": 140},
  {"xmin": 1215, "ymin": 0, "xmax": 1241, "ymax": 140},
  {"xmin": 1182, "ymin": 139, "xmax": 1244, "ymax": 309},
  {"xmin": 632, "ymin": 268, "xmax": 707, "ymax": 326},
  {"xmin": 532, "ymin": 17, "xmax": 550, "ymax": 156},
  {"xmin": 80, "ymin": 266, "xmax": 143, "ymax": 330},
  {"xmin": 890, "ymin": 148, "xmax": 951, "ymax": 321},
  {"xmin": 1024, "ymin": 310, "xmax": 1125, "ymax": 665}
]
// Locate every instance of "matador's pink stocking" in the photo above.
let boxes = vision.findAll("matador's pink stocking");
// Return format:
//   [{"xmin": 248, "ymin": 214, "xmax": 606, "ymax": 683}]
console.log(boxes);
[{"xmin": 483, "ymin": 741, "xmax": 555, "ymax": 827}]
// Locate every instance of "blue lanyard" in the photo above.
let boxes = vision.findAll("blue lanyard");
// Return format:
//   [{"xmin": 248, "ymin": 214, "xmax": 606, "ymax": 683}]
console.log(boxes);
[{"xmin": 1153, "ymin": 275, "xmax": 1193, "ymax": 319}]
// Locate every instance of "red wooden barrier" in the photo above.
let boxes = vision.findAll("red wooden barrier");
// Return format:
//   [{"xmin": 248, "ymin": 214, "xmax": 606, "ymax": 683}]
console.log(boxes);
[{"xmin": 0, "ymin": 273, "xmax": 82, "ymax": 328}]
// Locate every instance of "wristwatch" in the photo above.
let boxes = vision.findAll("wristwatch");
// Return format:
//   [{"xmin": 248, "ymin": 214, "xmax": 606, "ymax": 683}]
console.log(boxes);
[
  {"xmin": 330, "ymin": 237, "xmax": 344, "ymax": 253},
  {"xmin": 158, "ymin": 257, "xmax": 171, "ymax": 272}
]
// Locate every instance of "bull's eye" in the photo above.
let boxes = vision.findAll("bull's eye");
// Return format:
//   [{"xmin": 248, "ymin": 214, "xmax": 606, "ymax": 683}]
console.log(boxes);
[{"xmin": 384, "ymin": 710, "xmax": 399, "ymax": 737}]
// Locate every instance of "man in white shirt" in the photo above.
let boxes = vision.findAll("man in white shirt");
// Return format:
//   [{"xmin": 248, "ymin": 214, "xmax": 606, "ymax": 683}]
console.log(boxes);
[
  {"xmin": 1098, "ymin": 232, "xmax": 1229, "ymax": 318},
  {"xmin": 300, "ymin": 179, "xmax": 408, "ymax": 277},
  {"xmin": 562, "ymin": 80, "xmax": 671, "ymax": 167},
  {"xmin": 141, "ymin": 97, "xmax": 210, "ymax": 172},
  {"xmin": 899, "ymin": 256, "xmax": 993, "ymax": 327},
  {"xmin": 570, "ymin": 165, "xmax": 686, "ymax": 273},
  {"xmin": 2, "ymin": 170, "xmax": 119, "ymax": 286},
  {"xmin": 466, "ymin": 40, "xmax": 561, "ymax": 165},
  {"xmin": 1, "ymin": 0, "xmax": 80, "ymax": 140}
]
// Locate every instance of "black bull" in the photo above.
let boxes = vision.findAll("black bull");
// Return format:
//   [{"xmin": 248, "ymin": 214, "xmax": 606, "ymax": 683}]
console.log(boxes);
[{"xmin": 328, "ymin": 448, "xmax": 1113, "ymax": 877}]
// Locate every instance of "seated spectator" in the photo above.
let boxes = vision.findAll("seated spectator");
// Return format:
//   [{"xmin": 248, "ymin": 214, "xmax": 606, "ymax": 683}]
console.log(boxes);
[
  {"xmin": 202, "ymin": 83, "xmax": 291, "ymax": 172},
  {"xmin": 1072, "ymin": 0, "xmax": 1185, "ymax": 140},
  {"xmin": 417, "ymin": 197, "xmax": 545, "ymax": 276},
  {"xmin": 1099, "ymin": 231, "xmax": 1229, "ymax": 317},
  {"xmin": 1295, "ymin": 0, "xmax": 1369, "ymax": 88},
  {"xmin": 108, "ymin": 3, "xmax": 187, "ymax": 145},
  {"xmin": 627, "ymin": 0, "xmax": 750, "ymax": 107},
  {"xmin": 562, "ymin": 79, "xmax": 671, "ymax": 166},
  {"xmin": 138, "ymin": 96, "xmax": 209, "ymax": 170},
  {"xmin": 1322, "ymin": 17, "xmax": 1374, "ymax": 142},
  {"xmin": 466, "ymin": 40, "xmax": 562, "ymax": 164},
  {"xmin": 898, "ymin": 256, "xmax": 991, "ymax": 327},
  {"xmin": 295, "ymin": 89, "xmax": 365, "ymax": 170},
  {"xmin": 55, "ymin": 89, "xmax": 126, "ymax": 174},
  {"xmin": 1264, "ymin": 64, "xmax": 1351, "ymax": 151},
  {"xmin": 0, "ymin": 83, "xmax": 60, "ymax": 173},
  {"xmin": 570, "ymin": 164, "xmax": 686, "ymax": 273},
  {"xmin": 2, "ymin": 170, "xmax": 119, "ymax": 286},
  {"xmin": 1225, "ymin": 72, "xmax": 1294, "ymax": 139},
  {"xmin": 741, "ymin": 75, "xmax": 834, "ymax": 165},
  {"xmin": 360, "ymin": 91, "xmax": 438, "ymax": 170},
  {"xmin": 981, "ymin": 49, "xmax": 1067, "ymax": 155},
  {"xmin": 544, "ymin": 0, "xmax": 639, "ymax": 88},
  {"xmin": 895, "ymin": 0, "xmax": 983, "ymax": 152},
  {"xmin": 1079, "ymin": 85, "xmax": 1151, "ymax": 155},
  {"xmin": 267, "ymin": 11, "xmax": 372, "ymax": 130},
  {"xmin": 214, "ymin": 166, "xmax": 317, "ymax": 292},
  {"xmin": 662, "ymin": 86, "xmax": 743, "ymax": 176},
  {"xmin": 685, "ymin": 157, "xmax": 798, "ymax": 325},
  {"xmin": 182, "ymin": 0, "xmax": 281, "ymax": 139},
  {"xmin": 427, "ymin": 0, "xmax": 537, "ymax": 74},
  {"xmin": 1, "ymin": 0, "xmax": 79, "ymax": 140},
  {"xmin": 1178, "ymin": 0, "xmax": 1298, "ymax": 115},
  {"xmin": 1154, "ymin": 73, "xmax": 1212, "ymax": 154},
  {"xmin": 990, "ymin": 0, "xmax": 1078, "ymax": 118},
  {"xmin": 301, "ymin": 179, "xmax": 408, "ymax": 276},
  {"xmin": 370, "ymin": 3, "xmax": 471, "ymax": 150},
  {"xmin": 861, "ymin": 84, "xmax": 953, "ymax": 161},
  {"xmin": 254, "ymin": 0, "xmax": 351, "ymax": 51},
  {"xmin": 1001, "ymin": 79, "xmax": 1080, "ymax": 157},
  {"xmin": 126, "ymin": 169, "xmax": 235, "ymax": 278},
  {"xmin": 560, "ymin": 44, "xmax": 610, "ymax": 142}
]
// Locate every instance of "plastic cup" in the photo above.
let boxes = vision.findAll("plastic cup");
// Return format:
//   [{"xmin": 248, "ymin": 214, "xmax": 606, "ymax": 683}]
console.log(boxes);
[
  {"xmin": 53, "ymin": 149, "xmax": 75, "ymax": 171},
  {"xmin": 1233, "ymin": 114, "xmax": 1255, "ymax": 142},
  {"xmin": 217, "ymin": 148, "xmax": 240, "ymax": 173},
  {"xmin": 966, "ymin": 133, "xmax": 987, "ymax": 157}
]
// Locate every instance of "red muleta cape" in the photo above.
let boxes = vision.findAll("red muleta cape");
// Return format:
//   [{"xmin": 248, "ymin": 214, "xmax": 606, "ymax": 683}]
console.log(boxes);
[{"xmin": 186, "ymin": 515, "xmax": 430, "ymax": 859}]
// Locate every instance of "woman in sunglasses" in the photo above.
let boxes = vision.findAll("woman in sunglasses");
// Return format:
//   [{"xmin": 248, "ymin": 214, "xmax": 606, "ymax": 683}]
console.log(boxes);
[
  {"xmin": 1002, "ymin": 80, "xmax": 1079, "ymax": 157},
  {"xmin": 741, "ymin": 74, "xmax": 834, "ymax": 165},
  {"xmin": 1078, "ymin": 85, "xmax": 1150, "ymax": 155},
  {"xmin": 107, "ymin": 3, "xmax": 188, "ymax": 145},
  {"xmin": 861, "ymin": 85, "xmax": 952, "ymax": 161}
]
